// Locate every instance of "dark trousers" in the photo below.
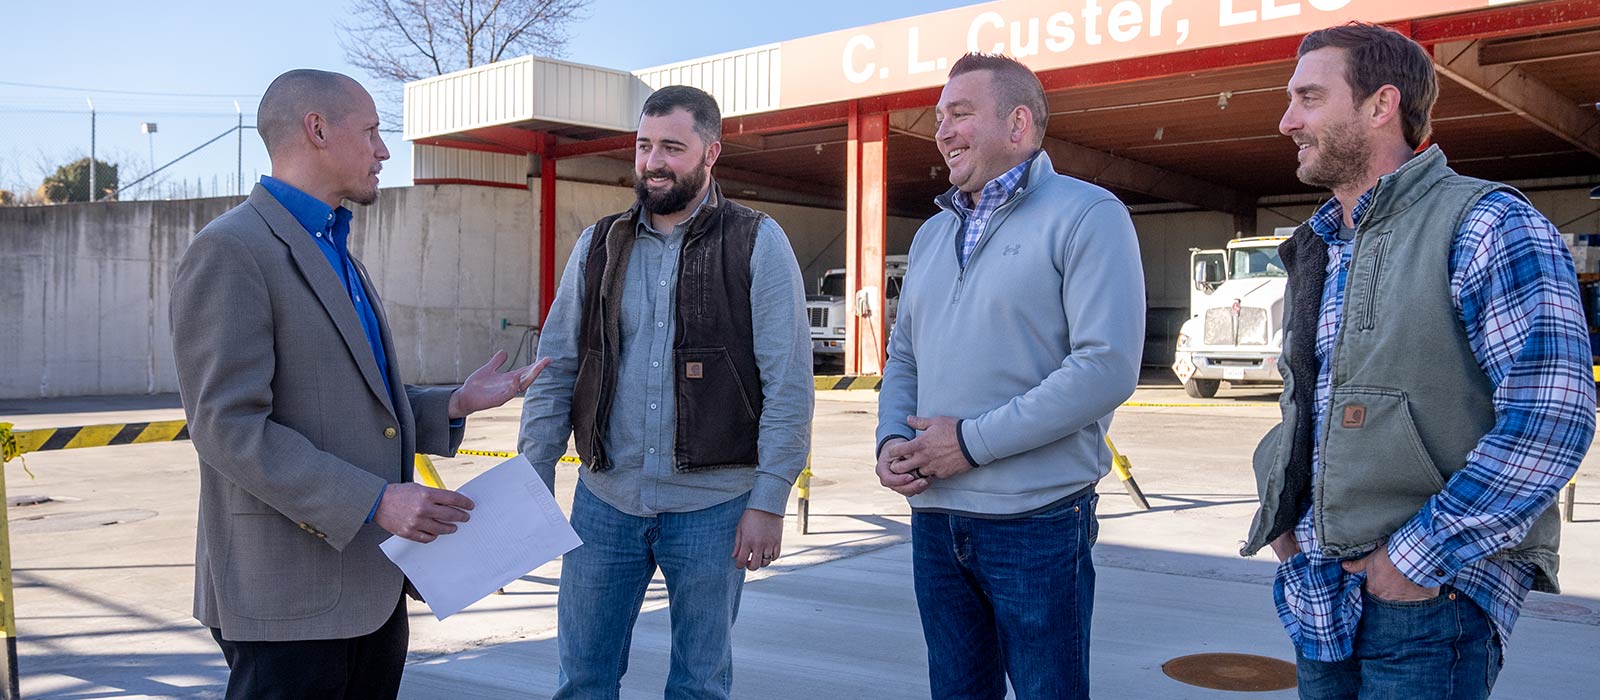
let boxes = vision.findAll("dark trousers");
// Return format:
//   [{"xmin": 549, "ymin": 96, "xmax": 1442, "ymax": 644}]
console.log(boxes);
[
  {"xmin": 210, "ymin": 596, "xmax": 409, "ymax": 700},
  {"xmin": 912, "ymin": 489, "xmax": 1099, "ymax": 700}
]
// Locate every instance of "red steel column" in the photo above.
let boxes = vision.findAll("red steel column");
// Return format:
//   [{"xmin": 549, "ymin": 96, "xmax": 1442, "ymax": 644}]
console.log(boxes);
[
  {"xmin": 539, "ymin": 133, "xmax": 557, "ymax": 325},
  {"xmin": 845, "ymin": 103, "xmax": 889, "ymax": 375}
]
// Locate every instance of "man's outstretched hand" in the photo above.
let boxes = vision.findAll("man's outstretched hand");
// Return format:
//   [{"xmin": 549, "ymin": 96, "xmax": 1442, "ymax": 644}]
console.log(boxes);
[{"xmin": 448, "ymin": 350, "xmax": 551, "ymax": 419}]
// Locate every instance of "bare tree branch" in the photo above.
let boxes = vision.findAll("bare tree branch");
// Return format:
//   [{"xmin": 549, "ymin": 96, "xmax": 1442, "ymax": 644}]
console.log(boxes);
[{"xmin": 338, "ymin": 0, "xmax": 587, "ymax": 114}]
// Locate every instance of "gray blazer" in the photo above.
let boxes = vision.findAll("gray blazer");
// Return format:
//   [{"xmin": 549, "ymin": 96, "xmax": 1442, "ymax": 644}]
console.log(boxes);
[{"xmin": 171, "ymin": 185, "xmax": 462, "ymax": 642}]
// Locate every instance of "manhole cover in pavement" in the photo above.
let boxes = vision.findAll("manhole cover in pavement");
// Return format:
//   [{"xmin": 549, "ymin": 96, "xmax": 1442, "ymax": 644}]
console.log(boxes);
[
  {"xmin": 1162, "ymin": 653, "xmax": 1296, "ymax": 692},
  {"xmin": 9, "ymin": 509, "xmax": 159, "ymax": 535}
]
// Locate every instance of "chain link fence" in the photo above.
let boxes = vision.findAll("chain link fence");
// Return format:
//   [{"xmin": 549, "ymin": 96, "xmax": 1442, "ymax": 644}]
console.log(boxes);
[{"xmin": 0, "ymin": 86, "xmax": 276, "ymax": 205}]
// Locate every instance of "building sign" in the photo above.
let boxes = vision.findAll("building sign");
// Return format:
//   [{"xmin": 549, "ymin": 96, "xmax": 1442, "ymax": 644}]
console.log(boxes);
[{"xmin": 777, "ymin": 0, "xmax": 1533, "ymax": 108}]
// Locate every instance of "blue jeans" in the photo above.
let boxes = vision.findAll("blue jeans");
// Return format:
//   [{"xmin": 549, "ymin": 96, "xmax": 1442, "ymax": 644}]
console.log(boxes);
[
  {"xmin": 1296, "ymin": 586, "xmax": 1503, "ymax": 700},
  {"xmin": 554, "ymin": 480, "xmax": 749, "ymax": 700},
  {"xmin": 912, "ymin": 489, "xmax": 1099, "ymax": 700}
]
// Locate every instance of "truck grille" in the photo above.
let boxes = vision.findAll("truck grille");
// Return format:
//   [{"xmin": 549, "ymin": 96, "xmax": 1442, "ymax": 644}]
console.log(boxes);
[
  {"xmin": 809, "ymin": 307, "xmax": 829, "ymax": 329},
  {"xmin": 1238, "ymin": 308, "xmax": 1269, "ymax": 345},
  {"xmin": 1203, "ymin": 307, "xmax": 1270, "ymax": 346}
]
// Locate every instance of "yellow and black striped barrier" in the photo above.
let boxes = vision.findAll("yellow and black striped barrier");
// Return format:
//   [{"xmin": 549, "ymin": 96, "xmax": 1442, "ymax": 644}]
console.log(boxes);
[
  {"xmin": 455, "ymin": 448, "xmax": 581, "ymax": 465},
  {"xmin": 0, "ymin": 420, "xmax": 591, "ymax": 467},
  {"xmin": 1, "ymin": 420, "xmax": 190, "ymax": 462},
  {"xmin": 814, "ymin": 375, "xmax": 881, "ymax": 391}
]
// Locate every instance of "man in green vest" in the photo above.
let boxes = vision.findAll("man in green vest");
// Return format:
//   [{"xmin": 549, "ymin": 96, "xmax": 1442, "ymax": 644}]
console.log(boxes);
[{"xmin": 1242, "ymin": 22, "xmax": 1594, "ymax": 699}]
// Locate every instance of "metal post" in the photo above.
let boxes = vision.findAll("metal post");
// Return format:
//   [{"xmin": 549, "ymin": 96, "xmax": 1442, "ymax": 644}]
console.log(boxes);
[
  {"xmin": 795, "ymin": 456, "xmax": 813, "ymax": 535},
  {"xmin": 538, "ymin": 134, "xmax": 557, "ymax": 325},
  {"xmin": 1105, "ymin": 436, "xmax": 1151, "ymax": 510},
  {"xmin": 0, "ymin": 425, "xmax": 21, "ymax": 700},
  {"xmin": 87, "ymin": 99, "xmax": 97, "ymax": 203},
  {"xmin": 235, "ymin": 102, "xmax": 243, "ymax": 196}
]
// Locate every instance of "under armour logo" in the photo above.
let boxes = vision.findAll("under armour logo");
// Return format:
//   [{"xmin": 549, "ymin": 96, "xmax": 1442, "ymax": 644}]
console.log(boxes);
[{"xmin": 1002, "ymin": 244, "xmax": 1022, "ymax": 256}]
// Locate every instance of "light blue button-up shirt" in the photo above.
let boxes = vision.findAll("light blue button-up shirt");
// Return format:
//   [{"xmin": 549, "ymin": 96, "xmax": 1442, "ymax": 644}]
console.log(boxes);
[{"xmin": 518, "ymin": 194, "xmax": 813, "ymax": 517}]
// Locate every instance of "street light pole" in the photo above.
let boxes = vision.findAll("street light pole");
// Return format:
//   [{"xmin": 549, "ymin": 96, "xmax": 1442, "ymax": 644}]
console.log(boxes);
[
  {"xmin": 87, "ymin": 99, "xmax": 96, "ymax": 203},
  {"xmin": 140, "ymin": 123, "xmax": 159, "ymax": 198}
]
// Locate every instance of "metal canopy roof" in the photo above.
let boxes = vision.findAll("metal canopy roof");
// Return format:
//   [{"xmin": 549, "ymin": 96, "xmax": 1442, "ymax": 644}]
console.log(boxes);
[{"xmin": 407, "ymin": 0, "xmax": 1600, "ymax": 217}]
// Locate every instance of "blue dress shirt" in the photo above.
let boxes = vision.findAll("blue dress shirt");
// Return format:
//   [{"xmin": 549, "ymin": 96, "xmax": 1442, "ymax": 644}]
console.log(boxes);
[
  {"xmin": 259, "ymin": 176, "xmax": 397, "ymax": 522},
  {"xmin": 259, "ymin": 176, "xmax": 393, "ymax": 399}
]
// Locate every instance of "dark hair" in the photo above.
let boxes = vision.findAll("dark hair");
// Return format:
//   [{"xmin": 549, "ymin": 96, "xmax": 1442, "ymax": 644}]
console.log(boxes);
[
  {"xmin": 641, "ymin": 85, "xmax": 722, "ymax": 147},
  {"xmin": 947, "ymin": 53, "xmax": 1048, "ymax": 146},
  {"xmin": 257, "ymin": 69, "xmax": 361, "ymax": 155},
  {"xmin": 1299, "ymin": 22, "xmax": 1437, "ymax": 148}
]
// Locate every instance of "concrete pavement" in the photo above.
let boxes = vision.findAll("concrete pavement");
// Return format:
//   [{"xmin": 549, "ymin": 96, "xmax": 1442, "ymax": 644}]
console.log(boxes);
[{"xmin": 2, "ymin": 379, "xmax": 1597, "ymax": 699}]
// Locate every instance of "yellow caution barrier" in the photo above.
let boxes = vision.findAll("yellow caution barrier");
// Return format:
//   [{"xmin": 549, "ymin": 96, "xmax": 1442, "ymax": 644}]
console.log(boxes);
[
  {"xmin": 814, "ymin": 375, "xmax": 882, "ymax": 391},
  {"xmin": 2, "ymin": 420, "xmax": 189, "ymax": 459}
]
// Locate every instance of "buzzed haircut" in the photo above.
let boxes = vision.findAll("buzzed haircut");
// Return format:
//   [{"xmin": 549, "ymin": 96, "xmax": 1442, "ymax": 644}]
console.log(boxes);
[
  {"xmin": 1299, "ymin": 22, "xmax": 1438, "ymax": 149},
  {"xmin": 948, "ymin": 53, "xmax": 1049, "ymax": 146},
  {"xmin": 641, "ymin": 85, "xmax": 722, "ymax": 147},
  {"xmin": 257, "ymin": 69, "xmax": 361, "ymax": 155}
]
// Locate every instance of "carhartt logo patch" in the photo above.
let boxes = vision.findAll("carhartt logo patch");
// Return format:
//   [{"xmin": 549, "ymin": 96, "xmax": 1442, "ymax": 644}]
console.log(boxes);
[
  {"xmin": 1342, "ymin": 405, "xmax": 1366, "ymax": 429},
  {"xmin": 1003, "ymin": 244, "xmax": 1022, "ymax": 256},
  {"xmin": 685, "ymin": 362, "xmax": 704, "ymax": 379}
]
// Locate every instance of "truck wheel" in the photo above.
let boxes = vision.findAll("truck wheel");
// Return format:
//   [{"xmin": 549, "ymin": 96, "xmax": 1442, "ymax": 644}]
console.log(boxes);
[{"xmin": 1184, "ymin": 378, "xmax": 1221, "ymax": 398}]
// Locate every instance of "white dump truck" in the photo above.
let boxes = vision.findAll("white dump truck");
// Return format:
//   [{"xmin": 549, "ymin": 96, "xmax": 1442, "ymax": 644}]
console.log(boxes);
[
  {"xmin": 806, "ymin": 255, "xmax": 907, "ymax": 367},
  {"xmin": 1171, "ymin": 233, "xmax": 1291, "ymax": 398}
]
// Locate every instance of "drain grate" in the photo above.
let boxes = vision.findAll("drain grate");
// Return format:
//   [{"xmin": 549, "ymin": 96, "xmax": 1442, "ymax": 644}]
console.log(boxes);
[{"xmin": 1162, "ymin": 653, "xmax": 1296, "ymax": 692}]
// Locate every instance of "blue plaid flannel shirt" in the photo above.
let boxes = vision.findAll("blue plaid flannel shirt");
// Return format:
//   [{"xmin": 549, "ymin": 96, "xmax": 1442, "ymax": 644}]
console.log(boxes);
[
  {"xmin": 950, "ymin": 152, "xmax": 1036, "ymax": 268},
  {"xmin": 1273, "ymin": 187, "xmax": 1594, "ymax": 662}
]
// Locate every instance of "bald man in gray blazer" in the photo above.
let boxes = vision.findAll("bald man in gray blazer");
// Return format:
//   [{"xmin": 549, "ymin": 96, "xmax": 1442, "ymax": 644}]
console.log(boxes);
[{"xmin": 171, "ymin": 69, "xmax": 547, "ymax": 700}]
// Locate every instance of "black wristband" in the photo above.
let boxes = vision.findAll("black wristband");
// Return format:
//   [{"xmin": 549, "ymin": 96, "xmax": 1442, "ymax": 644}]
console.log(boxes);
[{"xmin": 955, "ymin": 419, "xmax": 980, "ymax": 468}]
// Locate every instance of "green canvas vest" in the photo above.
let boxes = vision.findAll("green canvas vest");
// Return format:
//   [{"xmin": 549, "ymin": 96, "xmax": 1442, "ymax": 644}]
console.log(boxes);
[{"xmin": 1243, "ymin": 147, "xmax": 1562, "ymax": 593}]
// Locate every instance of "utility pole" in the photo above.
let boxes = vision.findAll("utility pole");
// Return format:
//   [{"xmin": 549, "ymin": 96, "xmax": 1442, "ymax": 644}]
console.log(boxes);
[
  {"xmin": 235, "ymin": 101, "xmax": 243, "ymax": 196},
  {"xmin": 87, "ymin": 99, "xmax": 97, "ymax": 203}
]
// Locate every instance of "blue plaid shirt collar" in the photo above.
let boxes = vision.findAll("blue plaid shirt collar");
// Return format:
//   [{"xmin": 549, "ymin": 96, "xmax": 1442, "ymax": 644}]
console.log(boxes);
[
  {"xmin": 950, "ymin": 150, "xmax": 1038, "ymax": 218},
  {"xmin": 1307, "ymin": 190, "xmax": 1373, "ymax": 246}
]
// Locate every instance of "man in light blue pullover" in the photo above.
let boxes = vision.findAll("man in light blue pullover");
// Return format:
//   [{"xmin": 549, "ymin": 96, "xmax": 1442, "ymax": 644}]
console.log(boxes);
[{"xmin": 875, "ymin": 53, "xmax": 1145, "ymax": 699}]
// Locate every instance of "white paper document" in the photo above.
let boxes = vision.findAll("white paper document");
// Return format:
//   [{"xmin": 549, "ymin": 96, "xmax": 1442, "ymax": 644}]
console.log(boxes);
[{"xmin": 380, "ymin": 455, "xmax": 581, "ymax": 620}]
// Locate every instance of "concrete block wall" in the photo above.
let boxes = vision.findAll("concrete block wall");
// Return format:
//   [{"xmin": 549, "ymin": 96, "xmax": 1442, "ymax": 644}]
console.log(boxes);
[
  {"xmin": 0, "ymin": 198, "xmax": 238, "ymax": 398},
  {"xmin": 0, "ymin": 182, "xmax": 931, "ymax": 398},
  {"xmin": 6, "ymin": 182, "xmax": 1594, "ymax": 398},
  {"xmin": 353, "ymin": 185, "xmax": 540, "ymax": 387}
]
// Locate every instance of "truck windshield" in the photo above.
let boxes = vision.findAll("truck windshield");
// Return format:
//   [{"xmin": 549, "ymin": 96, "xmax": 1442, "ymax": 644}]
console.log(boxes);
[
  {"xmin": 820, "ymin": 273, "xmax": 846, "ymax": 297},
  {"xmin": 1231, "ymin": 247, "xmax": 1287, "ymax": 279}
]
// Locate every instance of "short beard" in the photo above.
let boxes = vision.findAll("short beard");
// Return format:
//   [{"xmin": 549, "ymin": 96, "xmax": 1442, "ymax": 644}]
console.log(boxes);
[
  {"xmin": 349, "ymin": 187, "xmax": 379, "ymax": 206},
  {"xmin": 1296, "ymin": 115, "xmax": 1372, "ymax": 191},
  {"xmin": 634, "ymin": 158, "xmax": 708, "ymax": 216}
]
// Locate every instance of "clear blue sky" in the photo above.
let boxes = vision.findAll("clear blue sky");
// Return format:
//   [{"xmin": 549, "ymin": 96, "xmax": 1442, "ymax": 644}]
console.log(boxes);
[{"xmin": 0, "ymin": 0, "xmax": 975, "ymax": 198}]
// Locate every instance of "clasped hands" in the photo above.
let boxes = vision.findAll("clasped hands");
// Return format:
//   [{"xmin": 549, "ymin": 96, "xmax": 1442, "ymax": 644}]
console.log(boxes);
[{"xmin": 875, "ymin": 415, "xmax": 974, "ymax": 497}]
